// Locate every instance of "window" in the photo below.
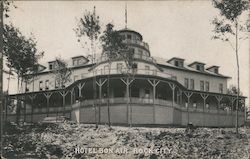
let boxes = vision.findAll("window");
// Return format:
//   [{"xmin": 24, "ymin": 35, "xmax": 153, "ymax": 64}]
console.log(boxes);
[
  {"xmin": 74, "ymin": 75, "xmax": 79, "ymax": 82},
  {"xmin": 49, "ymin": 64, "xmax": 53, "ymax": 70},
  {"xmin": 117, "ymin": 63, "xmax": 123, "ymax": 73},
  {"xmin": 138, "ymin": 49, "xmax": 143, "ymax": 58},
  {"xmin": 196, "ymin": 65, "xmax": 200, "ymax": 71},
  {"xmin": 196, "ymin": 65, "xmax": 204, "ymax": 71},
  {"xmin": 104, "ymin": 65, "xmax": 109, "ymax": 74},
  {"xmin": 205, "ymin": 81, "xmax": 209, "ymax": 92},
  {"xmin": 145, "ymin": 65, "xmax": 150, "ymax": 74},
  {"xmin": 214, "ymin": 68, "xmax": 218, "ymax": 74},
  {"xmin": 179, "ymin": 61, "xmax": 184, "ymax": 67},
  {"xmin": 127, "ymin": 34, "xmax": 132, "ymax": 40},
  {"xmin": 55, "ymin": 79, "xmax": 59, "ymax": 89},
  {"xmin": 184, "ymin": 78, "xmax": 189, "ymax": 88},
  {"xmin": 190, "ymin": 79, "xmax": 194, "ymax": 90},
  {"xmin": 200, "ymin": 81, "xmax": 204, "ymax": 91},
  {"xmin": 39, "ymin": 81, "xmax": 43, "ymax": 91},
  {"xmin": 45, "ymin": 80, "xmax": 49, "ymax": 90},
  {"xmin": 219, "ymin": 83, "xmax": 223, "ymax": 93},
  {"xmin": 73, "ymin": 59, "xmax": 77, "ymax": 66},
  {"xmin": 25, "ymin": 86, "xmax": 29, "ymax": 92},
  {"xmin": 81, "ymin": 74, "xmax": 85, "ymax": 79},
  {"xmin": 174, "ymin": 61, "xmax": 179, "ymax": 67}
]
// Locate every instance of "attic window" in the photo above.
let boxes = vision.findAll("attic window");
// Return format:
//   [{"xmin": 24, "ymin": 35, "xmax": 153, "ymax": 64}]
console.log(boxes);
[
  {"xmin": 196, "ymin": 65, "xmax": 204, "ymax": 71},
  {"xmin": 49, "ymin": 64, "xmax": 53, "ymax": 70},
  {"xmin": 214, "ymin": 68, "xmax": 218, "ymax": 74},
  {"xmin": 196, "ymin": 65, "xmax": 200, "ymax": 70},
  {"xmin": 174, "ymin": 61, "xmax": 179, "ymax": 67}
]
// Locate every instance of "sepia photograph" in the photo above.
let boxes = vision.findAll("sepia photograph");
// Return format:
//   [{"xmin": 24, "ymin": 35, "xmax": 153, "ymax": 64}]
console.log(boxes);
[{"xmin": 0, "ymin": 0, "xmax": 250, "ymax": 158}]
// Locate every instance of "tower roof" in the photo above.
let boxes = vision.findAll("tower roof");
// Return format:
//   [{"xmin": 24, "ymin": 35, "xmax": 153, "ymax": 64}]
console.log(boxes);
[{"xmin": 118, "ymin": 28, "xmax": 143, "ymax": 41}]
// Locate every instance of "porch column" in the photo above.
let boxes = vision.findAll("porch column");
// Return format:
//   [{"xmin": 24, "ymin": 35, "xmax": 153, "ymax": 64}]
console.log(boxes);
[
  {"xmin": 148, "ymin": 79, "xmax": 160, "ymax": 124},
  {"xmin": 168, "ymin": 83, "xmax": 176, "ymax": 107},
  {"xmin": 28, "ymin": 94, "xmax": 36, "ymax": 122},
  {"xmin": 201, "ymin": 93, "xmax": 209, "ymax": 127},
  {"xmin": 230, "ymin": 97, "xmax": 236, "ymax": 115},
  {"xmin": 77, "ymin": 82, "xmax": 85, "ymax": 98},
  {"xmin": 59, "ymin": 90, "xmax": 68, "ymax": 115},
  {"xmin": 70, "ymin": 88, "xmax": 74, "ymax": 105},
  {"xmin": 179, "ymin": 90, "xmax": 183, "ymax": 106},
  {"xmin": 121, "ymin": 77, "xmax": 134, "ymax": 126},
  {"xmin": 44, "ymin": 92, "xmax": 52, "ymax": 117},
  {"xmin": 96, "ymin": 78, "xmax": 107, "ymax": 124},
  {"xmin": 184, "ymin": 91, "xmax": 193, "ymax": 125},
  {"xmin": 215, "ymin": 95, "xmax": 223, "ymax": 112},
  {"xmin": 215, "ymin": 95, "xmax": 223, "ymax": 127}
]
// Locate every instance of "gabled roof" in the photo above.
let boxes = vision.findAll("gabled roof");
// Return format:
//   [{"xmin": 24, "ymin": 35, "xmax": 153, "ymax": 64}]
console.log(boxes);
[
  {"xmin": 206, "ymin": 65, "xmax": 219, "ymax": 70},
  {"xmin": 153, "ymin": 56, "xmax": 230, "ymax": 79},
  {"xmin": 167, "ymin": 57, "xmax": 185, "ymax": 63},
  {"xmin": 188, "ymin": 61, "xmax": 205, "ymax": 67}
]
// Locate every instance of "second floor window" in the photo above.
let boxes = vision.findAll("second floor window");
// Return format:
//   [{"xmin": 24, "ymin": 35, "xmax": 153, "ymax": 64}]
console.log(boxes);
[
  {"xmin": 45, "ymin": 80, "xmax": 49, "ymax": 90},
  {"xmin": 74, "ymin": 75, "xmax": 79, "ymax": 82},
  {"xmin": 219, "ymin": 83, "xmax": 223, "ymax": 93},
  {"xmin": 117, "ymin": 63, "xmax": 123, "ymax": 73},
  {"xmin": 205, "ymin": 81, "xmax": 209, "ymax": 92},
  {"xmin": 39, "ymin": 81, "xmax": 43, "ymax": 91},
  {"xmin": 104, "ymin": 65, "xmax": 109, "ymax": 73},
  {"xmin": 184, "ymin": 78, "xmax": 189, "ymax": 89},
  {"xmin": 200, "ymin": 81, "xmax": 204, "ymax": 91},
  {"xmin": 190, "ymin": 79, "xmax": 194, "ymax": 90}
]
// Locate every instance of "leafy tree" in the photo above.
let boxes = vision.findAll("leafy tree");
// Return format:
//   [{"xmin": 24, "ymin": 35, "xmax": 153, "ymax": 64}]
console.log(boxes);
[
  {"xmin": 3, "ymin": 24, "xmax": 44, "ymax": 124},
  {"xmin": 227, "ymin": 85, "xmax": 242, "ymax": 96},
  {"xmin": 211, "ymin": 0, "xmax": 249, "ymax": 134},
  {"xmin": 53, "ymin": 57, "xmax": 72, "ymax": 89},
  {"xmin": 100, "ymin": 23, "xmax": 132, "ymax": 127},
  {"xmin": 74, "ymin": 6, "xmax": 101, "ymax": 128},
  {"xmin": 3, "ymin": 24, "xmax": 44, "ymax": 92}
]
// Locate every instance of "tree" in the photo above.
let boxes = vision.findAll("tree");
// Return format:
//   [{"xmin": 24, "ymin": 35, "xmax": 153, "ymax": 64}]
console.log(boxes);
[
  {"xmin": 75, "ymin": 6, "xmax": 101, "ymax": 128},
  {"xmin": 100, "ymin": 23, "xmax": 129, "ymax": 127},
  {"xmin": 227, "ymin": 85, "xmax": 242, "ymax": 96},
  {"xmin": 3, "ymin": 24, "xmax": 44, "ymax": 124},
  {"xmin": 211, "ymin": 0, "xmax": 249, "ymax": 134},
  {"xmin": 3, "ymin": 24, "xmax": 44, "ymax": 92},
  {"xmin": 53, "ymin": 57, "xmax": 72, "ymax": 89}
]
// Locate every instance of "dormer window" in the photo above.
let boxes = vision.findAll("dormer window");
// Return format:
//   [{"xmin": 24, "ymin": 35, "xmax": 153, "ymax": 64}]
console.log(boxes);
[
  {"xmin": 167, "ymin": 57, "xmax": 185, "ymax": 68},
  {"xmin": 49, "ymin": 64, "xmax": 53, "ymax": 70},
  {"xmin": 174, "ymin": 61, "xmax": 179, "ymax": 67},
  {"xmin": 72, "ymin": 56, "xmax": 88, "ymax": 66},
  {"xmin": 188, "ymin": 61, "xmax": 205, "ymax": 72},
  {"xmin": 196, "ymin": 65, "xmax": 200, "ymax": 71},
  {"xmin": 214, "ymin": 68, "xmax": 218, "ymax": 74},
  {"xmin": 206, "ymin": 66, "xmax": 219, "ymax": 74}
]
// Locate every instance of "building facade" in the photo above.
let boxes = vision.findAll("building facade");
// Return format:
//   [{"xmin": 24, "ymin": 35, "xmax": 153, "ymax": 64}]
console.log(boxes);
[{"xmin": 5, "ymin": 28, "xmax": 246, "ymax": 127}]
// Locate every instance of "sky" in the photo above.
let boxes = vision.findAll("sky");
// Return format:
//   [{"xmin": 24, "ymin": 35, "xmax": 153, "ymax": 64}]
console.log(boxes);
[{"xmin": 4, "ymin": 1, "xmax": 250, "ymax": 106}]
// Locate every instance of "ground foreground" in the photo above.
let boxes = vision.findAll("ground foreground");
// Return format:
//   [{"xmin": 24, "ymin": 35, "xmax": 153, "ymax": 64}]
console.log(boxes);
[{"xmin": 1, "ymin": 122, "xmax": 250, "ymax": 159}]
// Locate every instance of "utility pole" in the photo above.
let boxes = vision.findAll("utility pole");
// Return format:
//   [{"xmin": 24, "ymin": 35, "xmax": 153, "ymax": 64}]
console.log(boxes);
[{"xmin": 0, "ymin": 0, "xmax": 4, "ymax": 157}]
